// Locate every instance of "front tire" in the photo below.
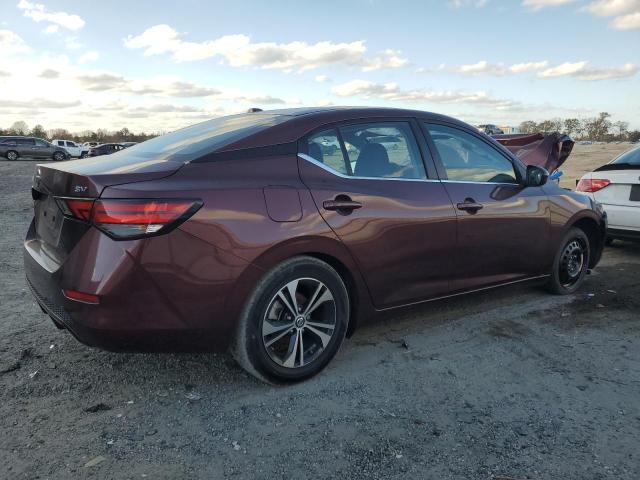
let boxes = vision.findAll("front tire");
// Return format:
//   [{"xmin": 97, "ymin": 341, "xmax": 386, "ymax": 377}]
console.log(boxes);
[
  {"xmin": 547, "ymin": 227, "xmax": 590, "ymax": 294},
  {"xmin": 233, "ymin": 256, "xmax": 349, "ymax": 383},
  {"xmin": 6, "ymin": 150, "xmax": 18, "ymax": 161}
]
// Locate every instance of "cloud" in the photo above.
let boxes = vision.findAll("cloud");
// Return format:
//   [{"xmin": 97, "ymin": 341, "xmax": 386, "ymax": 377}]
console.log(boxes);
[
  {"xmin": 78, "ymin": 51, "xmax": 99, "ymax": 64},
  {"xmin": 314, "ymin": 75, "xmax": 330, "ymax": 83},
  {"xmin": 0, "ymin": 98, "xmax": 81, "ymax": 108},
  {"xmin": 0, "ymin": 29, "xmax": 31, "ymax": 55},
  {"xmin": 361, "ymin": 49, "xmax": 409, "ymax": 72},
  {"xmin": 331, "ymin": 79, "xmax": 516, "ymax": 109},
  {"xmin": 582, "ymin": 0, "xmax": 640, "ymax": 29},
  {"xmin": 448, "ymin": 0, "xmax": 488, "ymax": 7},
  {"xmin": 17, "ymin": 0, "xmax": 85, "ymax": 31},
  {"xmin": 509, "ymin": 61, "xmax": 550, "ymax": 73},
  {"xmin": 164, "ymin": 81, "xmax": 220, "ymax": 97},
  {"xmin": 128, "ymin": 104, "xmax": 204, "ymax": 113},
  {"xmin": 76, "ymin": 73, "xmax": 128, "ymax": 91},
  {"xmin": 124, "ymin": 24, "xmax": 408, "ymax": 72},
  {"xmin": 522, "ymin": 0, "xmax": 577, "ymax": 10},
  {"xmin": 39, "ymin": 68, "xmax": 59, "ymax": 79},
  {"xmin": 539, "ymin": 61, "xmax": 638, "ymax": 79}
]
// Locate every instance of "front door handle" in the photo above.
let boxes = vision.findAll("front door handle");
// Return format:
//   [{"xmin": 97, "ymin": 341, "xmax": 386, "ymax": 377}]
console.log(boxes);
[
  {"xmin": 456, "ymin": 198, "xmax": 483, "ymax": 213},
  {"xmin": 323, "ymin": 197, "xmax": 362, "ymax": 214}
]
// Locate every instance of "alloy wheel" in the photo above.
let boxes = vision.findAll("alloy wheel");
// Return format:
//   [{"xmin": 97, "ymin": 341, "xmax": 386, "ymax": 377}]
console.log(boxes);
[
  {"xmin": 262, "ymin": 277, "xmax": 336, "ymax": 369},
  {"xmin": 6, "ymin": 151, "xmax": 17, "ymax": 161}
]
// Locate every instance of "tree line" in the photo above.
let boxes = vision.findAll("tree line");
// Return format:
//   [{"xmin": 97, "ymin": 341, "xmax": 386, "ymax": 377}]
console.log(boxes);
[
  {"xmin": 519, "ymin": 112, "xmax": 640, "ymax": 142},
  {"xmin": 0, "ymin": 121, "xmax": 158, "ymax": 144}
]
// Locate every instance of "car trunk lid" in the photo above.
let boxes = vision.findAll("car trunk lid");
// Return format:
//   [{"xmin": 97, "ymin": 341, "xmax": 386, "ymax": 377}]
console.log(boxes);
[{"xmin": 30, "ymin": 155, "xmax": 185, "ymax": 262}]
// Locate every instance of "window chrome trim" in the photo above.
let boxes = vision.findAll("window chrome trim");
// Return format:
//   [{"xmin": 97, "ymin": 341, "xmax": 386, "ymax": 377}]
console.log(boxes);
[
  {"xmin": 440, "ymin": 179, "xmax": 523, "ymax": 187},
  {"xmin": 297, "ymin": 153, "xmax": 440, "ymax": 183}
]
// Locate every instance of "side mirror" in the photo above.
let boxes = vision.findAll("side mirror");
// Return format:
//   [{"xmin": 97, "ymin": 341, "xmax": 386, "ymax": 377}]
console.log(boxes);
[{"xmin": 526, "ymin": 165, "xmax": 549, "ymax": 187}]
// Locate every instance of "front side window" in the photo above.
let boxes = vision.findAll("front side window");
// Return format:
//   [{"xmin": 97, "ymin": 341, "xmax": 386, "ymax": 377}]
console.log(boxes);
[
  {"xmin": 339, "ymin": 122, "xmax": 426, "ymax": 180},
  {"xmin": 426, "ymin": 124, "xmax": 517, "ymax": 184},
  {"xmin": 34, "ymin": 139, "xmax": 49, "ymax": 147},
  {"xmin": 66, "ymin": 141, "xmax": 76, "ymax": 147}
]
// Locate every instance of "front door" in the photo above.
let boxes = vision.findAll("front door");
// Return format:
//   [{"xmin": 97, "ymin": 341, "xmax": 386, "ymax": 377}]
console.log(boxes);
[
  {"xmin": 299, "ymin": 120, "xmax": 457, "ymax": 309},
  {"xmin": 423, "ymin": 122, "xmax": 550, "ymax": 292}
]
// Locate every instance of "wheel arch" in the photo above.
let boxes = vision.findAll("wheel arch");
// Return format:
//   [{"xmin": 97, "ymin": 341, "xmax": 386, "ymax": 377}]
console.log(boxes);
[
  {"xmin": 567, "ymin": 214, "xmax": 606, "ymax": 268},
  {"xmin": 224, "ymin": 235, "xmax": 372, "ymax": 341}
]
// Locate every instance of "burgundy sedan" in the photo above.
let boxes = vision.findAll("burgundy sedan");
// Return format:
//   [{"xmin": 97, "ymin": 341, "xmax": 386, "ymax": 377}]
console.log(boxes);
[{"xmin": 25, "ymin": 107, "xmax": 605, "ymax": 382}]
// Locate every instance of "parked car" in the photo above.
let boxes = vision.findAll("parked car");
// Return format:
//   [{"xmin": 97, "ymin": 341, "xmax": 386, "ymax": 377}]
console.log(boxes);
[
  {"xmin": 88, "ymin": 143, "xmax": 125, "ymax": 157},
  {"xmin": 477, "ymin": 124, "xmax": 504, "ymax": 135},
  {"xmin": 0, "ymin": 136, "xmax": 69, "ymax": 161},
  {"xmin": 121, "ymin": 142, "xmax": 138, "ymax": 148},
  {"xmin": 51, "ymin": 139, "xmax": 89, "ymax": 158},
  {"xmin": 83, "ymin": 142, "xmax": 99, "ymax": 148},
  {"xmin": 576, "ymin": 146, "xmax": 640, "ymax": 243},
  {"xmin": 24, "ymin": 107, "xmax": 605, "ymax": 383}
]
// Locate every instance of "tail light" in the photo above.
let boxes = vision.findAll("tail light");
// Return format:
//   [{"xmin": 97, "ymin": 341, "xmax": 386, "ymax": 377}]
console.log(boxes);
[
  {"xmin": 576, "ymin": 178, "xmax": 610, "ymax": 193},
  {"xmin": 57, "ymin": 198, "xmax": 202, "ymax": 239}
]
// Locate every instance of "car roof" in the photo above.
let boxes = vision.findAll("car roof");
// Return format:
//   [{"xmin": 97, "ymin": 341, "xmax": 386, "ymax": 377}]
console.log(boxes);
[{"xmin": 220, "ymin": 106, "xmax": 474, "ymax": 152}]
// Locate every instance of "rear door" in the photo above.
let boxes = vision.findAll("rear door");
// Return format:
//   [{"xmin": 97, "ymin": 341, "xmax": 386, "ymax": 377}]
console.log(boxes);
[
  {"xmin": 17, "ymin": 138, "xmax": 35, "ymax": 157},
  {"xmin": 299, "ymin": 119, "xmax": 457, "ymax": 309},
  {"xmin": 423, "ymin": 122, "xmax": 550, "ymax": 292}
]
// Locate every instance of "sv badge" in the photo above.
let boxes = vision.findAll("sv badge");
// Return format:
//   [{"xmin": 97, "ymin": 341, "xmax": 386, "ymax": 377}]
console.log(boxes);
[{"xmin": 74, "ymin": 185, "xmax": 88, "ymax": 193}]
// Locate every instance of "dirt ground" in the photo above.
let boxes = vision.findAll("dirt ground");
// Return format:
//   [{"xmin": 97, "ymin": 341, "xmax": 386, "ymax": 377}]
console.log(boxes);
[{"xmin": 1, "ymin": 153, "xmax": 639, "ymax": 480}]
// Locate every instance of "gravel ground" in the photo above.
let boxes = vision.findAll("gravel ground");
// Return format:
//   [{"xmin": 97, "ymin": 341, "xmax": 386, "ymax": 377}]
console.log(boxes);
[{"xmin": 1, "ymin": 160, "xmax": 639, "ymax": 480}]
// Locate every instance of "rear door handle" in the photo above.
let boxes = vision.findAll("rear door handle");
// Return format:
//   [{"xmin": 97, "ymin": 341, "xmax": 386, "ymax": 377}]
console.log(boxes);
[
  {"xmin": 323, "ymin": 198, "xmax": 362, "ymax": 213},
  {"xmin": 456, "ymin": 198, "xmax": 483, "ymax": 213}
]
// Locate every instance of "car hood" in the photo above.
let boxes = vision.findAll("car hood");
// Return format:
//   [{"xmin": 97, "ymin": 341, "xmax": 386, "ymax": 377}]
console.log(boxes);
[{"xmin": 495, "ymin": 133, "xmax": 574, "ymax": 172}]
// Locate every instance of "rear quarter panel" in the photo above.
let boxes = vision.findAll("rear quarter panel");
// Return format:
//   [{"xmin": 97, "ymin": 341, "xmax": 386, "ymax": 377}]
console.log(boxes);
[{"xmin": 101, "ymin": 155, "xmax": 373, "ymax": 346}]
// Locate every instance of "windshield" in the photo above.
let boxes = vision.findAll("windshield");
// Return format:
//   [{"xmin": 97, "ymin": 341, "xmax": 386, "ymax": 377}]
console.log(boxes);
[
  {"xmin": 612, "ymin": 147, "xmax": 640, "ymax": 166},
  {"xmin": 107, "ymin": 113, "xmax": 289, "ymax": 163}
]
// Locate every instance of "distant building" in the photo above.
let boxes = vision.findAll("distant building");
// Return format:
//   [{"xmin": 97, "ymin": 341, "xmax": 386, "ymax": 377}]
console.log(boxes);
[{"xmin": 500, "ymin": 125, "xmax": 521, "ymax": 134}]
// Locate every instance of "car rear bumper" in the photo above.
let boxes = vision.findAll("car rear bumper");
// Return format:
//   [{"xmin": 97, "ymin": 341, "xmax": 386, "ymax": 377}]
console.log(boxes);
[{"xmin": 23, "ymin": 220, "xmax": 250, "ymax": 352}]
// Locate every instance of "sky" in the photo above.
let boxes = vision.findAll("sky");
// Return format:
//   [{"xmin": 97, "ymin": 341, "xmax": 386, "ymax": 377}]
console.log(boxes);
[{"xmin": 0, "ymin": 0, "xmax": 639, "ymax": 133}]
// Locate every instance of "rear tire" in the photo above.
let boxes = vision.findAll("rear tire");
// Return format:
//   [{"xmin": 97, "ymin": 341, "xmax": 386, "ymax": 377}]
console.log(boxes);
[
  {"xmin": 6, "ymin": 150, "xmax": 18, "ymax": 161},
  {"xmin": 547, "ymin": 227, "xmax": 590, "ymax": 295},
  {"xmin": 232, "ymin": 256, "xmax": 349, "ymax": 383},
  {"xmin": 53, "ymin": 152, "xmax": 65, "ymax": 161}
]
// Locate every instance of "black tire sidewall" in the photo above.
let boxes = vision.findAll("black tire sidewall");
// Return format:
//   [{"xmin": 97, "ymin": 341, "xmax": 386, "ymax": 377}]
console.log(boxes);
[
  {"xmin": 242, "ymin": 259, "xmax": 349, "ymax": 382},
  {"xmin": 550, "ymin": 228, "xmax": 591, "ymax": 294}
]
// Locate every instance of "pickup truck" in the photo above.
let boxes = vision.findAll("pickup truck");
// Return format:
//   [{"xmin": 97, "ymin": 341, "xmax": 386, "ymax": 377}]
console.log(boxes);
[{"xmin": 51, "ymin": 139, "xmax": 89, "ymax": 158}]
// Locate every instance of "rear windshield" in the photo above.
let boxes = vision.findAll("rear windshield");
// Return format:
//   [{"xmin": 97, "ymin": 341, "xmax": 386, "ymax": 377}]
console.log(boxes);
[
  {"xmin": 612, "ymin": 147, "xmax": 640, "ymax": 166},
  {"xmin": 117, "ymin": 113, "xmax": 289, "ymax": 162}
]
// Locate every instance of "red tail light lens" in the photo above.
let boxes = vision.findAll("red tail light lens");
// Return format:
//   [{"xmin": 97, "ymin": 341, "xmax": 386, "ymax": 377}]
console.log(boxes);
[
  {"xmin": 63, "ymin": 199, "xmax": 94, "ymax": 221},
  {"xmin": 63, "ymin": 289, "xmax": 100, "ymax": 304},
  {"xmin": 576, "ymin": 178, "xmax": 610, "ymax": 193},
  {"xmin": 58, "ymin": 198, "xmax": 201, "ymax": 239}
]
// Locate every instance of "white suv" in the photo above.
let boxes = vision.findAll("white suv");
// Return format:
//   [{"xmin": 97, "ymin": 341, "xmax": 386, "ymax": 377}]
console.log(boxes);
[{"xmin": 51, "ymin": 139, "xmax": 89, "ymax": 158}]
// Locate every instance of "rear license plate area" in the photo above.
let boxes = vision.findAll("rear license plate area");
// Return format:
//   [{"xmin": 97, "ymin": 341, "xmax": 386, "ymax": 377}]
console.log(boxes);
[
  {"xmin": 630, "ymin": 185, "xmax": 640, "ymax": 202},
  {"xmin": 35, "ymin": 195, "xmax": 64, "ymax": 246}
]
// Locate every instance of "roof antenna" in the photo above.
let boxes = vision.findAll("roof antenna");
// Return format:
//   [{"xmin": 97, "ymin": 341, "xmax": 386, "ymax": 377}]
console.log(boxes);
[{"xmin": 246, "ymin": 107, "xmax": 263, "ymax": 113}]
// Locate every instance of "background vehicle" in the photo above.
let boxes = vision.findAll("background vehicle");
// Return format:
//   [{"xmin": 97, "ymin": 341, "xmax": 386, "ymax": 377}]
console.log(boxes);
[
  {"xmin": 0, "ymin": 136, "xmax": 69, "ymax": 161},
  {"xmin": 83, "ymin": 142, "xmax": 99, "ymax": 148},
  {"xmin": 25, "ymin": 107, "xmax": 605, "ymax": 383},
  {"xmin": 88, "ymin": 143, "xmax": 125, "ymax": 157},
  {"xmin": 477, "ymin": 124, "xmax": 504, "ymax": 135},
  {"xmin": 52, "ymin": 139, "xmax": 89, "ymax": 158},
  {"xmin": 121, "ymin": 142, "xmax": 138, "ymax": 148},
  {"xmin": 576, "ymin": 146, "xmax": 640, "ymax": 243}
]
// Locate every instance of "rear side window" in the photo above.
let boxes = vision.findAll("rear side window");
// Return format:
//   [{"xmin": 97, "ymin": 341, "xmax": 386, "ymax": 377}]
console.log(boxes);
[
  {"xmin": 425, "ymin": 123, "xmax": 517, "ymax": 184},
  {"xmin": 305, "ymin": 121, "xmax": 426, "ymax": 180},
  {"xmin": 307, "ymin": 129, "xmax": 349, "ymax": 175},
  {"xmin": 1, "ymin": 139, "xmax": 16, "ymax": 145},
  {"xmin": 122, "ymin": 113, "xmax": 290, "ymax": 162},
  {"xmin": 17, "ymin": 139, "xmax": 35, "ymax": 146},
  {"xmin": 66, "ymin": 141, "xmax": 76, "ymax": 147},
  {"xmin": 56, "ymin": 141, "xmax": 64, "ymax": 146}
]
